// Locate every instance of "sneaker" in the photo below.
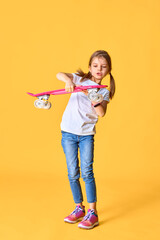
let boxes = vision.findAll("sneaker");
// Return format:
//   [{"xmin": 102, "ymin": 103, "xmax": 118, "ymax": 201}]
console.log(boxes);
[
  {"xmin": 78, "ymin": 209, "xmax": 99, "ymax": 229},
  {"xmin": 64, "ymin": 205, "xmax": 85, "ymax": 224}
]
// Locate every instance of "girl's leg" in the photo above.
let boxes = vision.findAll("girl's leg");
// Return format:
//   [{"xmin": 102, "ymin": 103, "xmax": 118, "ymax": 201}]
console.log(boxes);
[
  {"xmin": 79, "ymin": 135, "xmax": 97, "ymax": 208},
  {"xmin": 89, "ymin": 202, "xmax": 97, "ymax": 214},
  {"xmin": 61, "ymin": 131, "xmax": 83, "ymax": 204}
]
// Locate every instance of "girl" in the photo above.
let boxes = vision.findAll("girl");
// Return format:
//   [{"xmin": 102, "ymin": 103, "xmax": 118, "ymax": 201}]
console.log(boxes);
[{"xmin": 56, "ymin": 50, "xmax": 115, "ymax": 229}]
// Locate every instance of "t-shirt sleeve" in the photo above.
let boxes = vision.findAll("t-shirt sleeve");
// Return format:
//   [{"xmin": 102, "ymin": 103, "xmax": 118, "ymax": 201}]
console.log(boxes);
[
  {"xmin": 103, "ymin": 90, "xmax": 110, "ymax": 102},
  {"xmin": 72, "ymin": 73, "xmax": 82, "ymax": 85}
]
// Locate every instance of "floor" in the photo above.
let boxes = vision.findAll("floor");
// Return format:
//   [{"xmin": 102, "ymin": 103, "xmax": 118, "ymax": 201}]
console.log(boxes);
[{"xmin": 0, "ymin": 174, "xmax": 159, "ymax": 240}]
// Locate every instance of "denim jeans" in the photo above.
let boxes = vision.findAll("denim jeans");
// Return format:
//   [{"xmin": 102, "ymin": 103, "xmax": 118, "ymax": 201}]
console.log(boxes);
[{"xmin": 61, "ymin": 131, "xmax": 97, "ymax": 204}]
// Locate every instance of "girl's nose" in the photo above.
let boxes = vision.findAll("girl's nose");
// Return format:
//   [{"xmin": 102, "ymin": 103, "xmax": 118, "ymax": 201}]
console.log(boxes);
[{"xmin": 98, "ymin": 66, "xmax": 102, "ymax": 71}]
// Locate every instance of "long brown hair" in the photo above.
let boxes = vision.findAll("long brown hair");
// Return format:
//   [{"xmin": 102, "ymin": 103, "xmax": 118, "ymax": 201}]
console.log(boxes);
[{"xmin": 76, "ymin": 50, "xmax": 116, "ymax": 99}]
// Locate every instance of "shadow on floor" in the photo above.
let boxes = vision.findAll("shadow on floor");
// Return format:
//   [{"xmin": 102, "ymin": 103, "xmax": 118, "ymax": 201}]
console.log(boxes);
[{"xmin": 98, "ymin": 181, "xmax": 160, "ymax": 225}]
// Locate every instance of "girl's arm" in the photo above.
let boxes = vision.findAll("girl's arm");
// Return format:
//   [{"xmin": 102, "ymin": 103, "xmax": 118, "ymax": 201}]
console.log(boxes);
[
  {"xmin": 56, "ymin": 72, "xmax": 75, "ymax": 92},
  {"xmin": 92, "ymin": 100, "xmax": 108, "ymax": 117},
  {"xmin": 82, "ymin": 89, "xmax": 108, "ymax": 117}
]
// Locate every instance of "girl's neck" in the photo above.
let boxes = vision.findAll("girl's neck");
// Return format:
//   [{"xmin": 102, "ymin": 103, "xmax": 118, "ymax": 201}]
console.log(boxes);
[{"xmin": 91, "ymin": 76, "xmax": 102, "ymax": 85}]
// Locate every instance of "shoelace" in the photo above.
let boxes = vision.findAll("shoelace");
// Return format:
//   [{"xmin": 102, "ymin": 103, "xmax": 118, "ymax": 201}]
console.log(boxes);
[
  {"xmin": 83, "ymin": 209, "xmax": 95, "ymax": 221},
  {"xmin": 71, "ymin": 206, "xmax": 81, "ymax": 215}
]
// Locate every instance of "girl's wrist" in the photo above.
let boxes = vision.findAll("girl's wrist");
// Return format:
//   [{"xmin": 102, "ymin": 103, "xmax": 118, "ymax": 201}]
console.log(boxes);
[
  {"xmin": 65, "ymin": 78, "xmax": 72, "ymax": 83},
  {"xmin": 93, "ymin": 102, "xmax": 101, "ymax": 107},
  {"xmin": 92, "ymin": 102, "xmax": 102, "ymax": 107}
]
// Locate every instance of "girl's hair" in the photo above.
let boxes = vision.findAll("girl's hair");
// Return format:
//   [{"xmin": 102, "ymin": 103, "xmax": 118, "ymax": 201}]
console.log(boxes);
[{"xmin": 76, "ymin": 50, "xmax": 116, "ymax": 99}]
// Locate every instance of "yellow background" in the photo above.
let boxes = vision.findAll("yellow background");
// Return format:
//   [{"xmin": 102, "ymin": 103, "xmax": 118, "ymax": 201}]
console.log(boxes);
[{"xmin": 0, "ymin": 0, "xmax": 160, "ymax": 239}]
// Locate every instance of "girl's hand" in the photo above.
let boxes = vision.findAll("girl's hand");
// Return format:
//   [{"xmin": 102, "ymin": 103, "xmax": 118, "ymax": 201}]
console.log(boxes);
[
  {"xmin": 65, "ymin": 80, "xmax": 75, "ymax": 92},
  {"xmin": 76, "ymin": 85, "xmax": 88, "ymax": 96},
  {"xmin": 81, "ymin": 89, "xmax": 88, "ymax": 96},
  {"xmin": 56, "ymin": 72, "xmax": 75, "ymax": 92}
]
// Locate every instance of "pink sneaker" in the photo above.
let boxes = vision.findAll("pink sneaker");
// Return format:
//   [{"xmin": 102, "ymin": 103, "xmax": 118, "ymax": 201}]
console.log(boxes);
[
  {"xmin": 78, "ymin": 209, "xmax": 99, "ymax": 229},
  {"xmin": 64, "ymin": 205, "xmax": 85, "ymax": 224}
]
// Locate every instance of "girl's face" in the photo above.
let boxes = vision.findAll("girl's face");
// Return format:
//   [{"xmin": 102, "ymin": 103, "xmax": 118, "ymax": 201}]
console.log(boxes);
[{"xmin": 89, "ymin": 57, "xmax": 109, "ymax": 84}]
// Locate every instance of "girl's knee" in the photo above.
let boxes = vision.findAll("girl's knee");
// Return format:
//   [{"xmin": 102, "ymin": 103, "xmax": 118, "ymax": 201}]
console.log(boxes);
[{"xmin": 68, "ymin": 171, "xmax": 80, "ymax": 181}]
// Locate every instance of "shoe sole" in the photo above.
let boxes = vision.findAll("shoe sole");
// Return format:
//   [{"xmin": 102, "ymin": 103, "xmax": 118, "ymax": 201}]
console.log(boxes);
[
  {"xmin": 78, "ymin": 221, "xmax": 99, "ymax": 229},
  {"xmin": 64, "ymin": 217, "xmax": 84, "ymax": 224}
]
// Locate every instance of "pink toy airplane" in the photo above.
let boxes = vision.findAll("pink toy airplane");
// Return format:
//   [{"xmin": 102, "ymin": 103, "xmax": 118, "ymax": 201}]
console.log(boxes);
[{"xmin": 27, "ymin": 85, "xmax": 108, "ymax": 109}]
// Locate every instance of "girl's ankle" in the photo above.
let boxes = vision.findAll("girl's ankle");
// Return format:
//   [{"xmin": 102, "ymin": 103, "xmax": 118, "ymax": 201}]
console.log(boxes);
[
  {"xmin": 91, "ymin": 208, "xmax": 97, "ymax": 215},
  {"xmin": 76, "ymin": 203, "xmax": 85, "ymax": 210}
]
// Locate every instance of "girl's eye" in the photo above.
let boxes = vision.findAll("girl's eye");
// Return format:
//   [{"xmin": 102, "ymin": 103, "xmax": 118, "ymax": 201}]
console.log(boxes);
[{"xmin": 93, "ymin": 65, "xmax": 107, "ymax": 68}]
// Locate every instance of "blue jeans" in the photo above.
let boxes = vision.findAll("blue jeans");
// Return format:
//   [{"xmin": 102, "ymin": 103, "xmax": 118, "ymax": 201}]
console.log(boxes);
[{"xmin": 61, "ymin": 131, "xmax": 97, "ymax": 204}]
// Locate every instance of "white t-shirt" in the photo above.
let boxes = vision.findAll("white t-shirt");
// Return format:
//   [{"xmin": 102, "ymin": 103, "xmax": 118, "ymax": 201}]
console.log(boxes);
[{"xmin": 60, "ymin": 73, "xmax": 110, "ymax": 136}]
